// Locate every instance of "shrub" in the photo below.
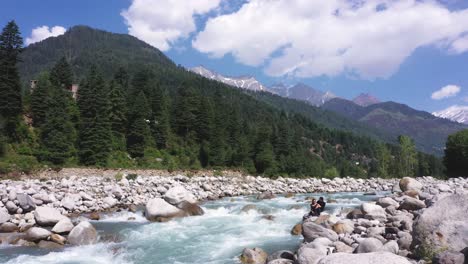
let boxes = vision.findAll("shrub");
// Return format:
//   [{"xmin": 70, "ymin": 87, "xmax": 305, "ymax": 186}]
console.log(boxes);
[
  {"xmin": 114, "ymin": 172, "xmax": 123, "ymax": 181},
  {"xmin": 127, "ymin": 173, "xmax": 138, "ymax": 181}
]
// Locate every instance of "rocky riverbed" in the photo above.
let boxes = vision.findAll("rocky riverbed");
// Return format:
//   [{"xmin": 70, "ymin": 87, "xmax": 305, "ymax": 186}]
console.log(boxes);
[{"xmin": 0, "ymin": 170, "xmax": 467, "ymax": 263}]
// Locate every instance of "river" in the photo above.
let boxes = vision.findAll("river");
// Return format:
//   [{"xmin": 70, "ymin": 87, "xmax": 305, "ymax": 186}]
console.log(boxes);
[{"xmin": 0, "ymin": 192, "xmax": 385, "ymax": 264}]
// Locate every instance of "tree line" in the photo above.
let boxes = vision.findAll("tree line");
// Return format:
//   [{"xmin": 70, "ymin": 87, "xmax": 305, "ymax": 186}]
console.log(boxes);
[{"xmin": 0, "ymin": 20, "xmax": 457, "ymax": 178}]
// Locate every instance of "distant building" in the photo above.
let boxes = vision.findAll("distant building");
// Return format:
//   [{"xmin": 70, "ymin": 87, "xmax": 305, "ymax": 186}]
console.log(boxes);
[
  {"xmin": 30, "ymin": 80, "xmax": 38, "ymax": 90},
  {"xmin": 70, "ymin": 84, "xmax": 79, "ymax": 99}
]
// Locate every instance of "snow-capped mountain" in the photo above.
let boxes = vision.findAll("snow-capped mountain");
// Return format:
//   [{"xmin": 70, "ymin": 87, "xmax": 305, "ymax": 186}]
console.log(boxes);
[
  {"xmin": 190, "ymin": 66, "xmax": 267, "ymax": 92},
  {"xmin": 352, "ymin": 93, "xmax": 381, "ymax": 106},
  {"xmin": 190, "ymin": 66, "xmax": 336, "ymax": 106},
  {"xmin": 433, "ymin": 105, "xmax": 468, "ymax": 125}
]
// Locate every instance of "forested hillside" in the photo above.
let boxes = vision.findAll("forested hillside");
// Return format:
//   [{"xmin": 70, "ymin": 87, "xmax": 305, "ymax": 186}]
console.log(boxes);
[{"xmin": 0, "ymin": 23, "xmax": 445, "ymax": 178}]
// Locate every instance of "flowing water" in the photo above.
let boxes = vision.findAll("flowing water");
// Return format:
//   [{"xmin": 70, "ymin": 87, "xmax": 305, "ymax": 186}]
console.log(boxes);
[{"xmin": 0, "ymin": 192, "xmax": 385, "ymax": 264}]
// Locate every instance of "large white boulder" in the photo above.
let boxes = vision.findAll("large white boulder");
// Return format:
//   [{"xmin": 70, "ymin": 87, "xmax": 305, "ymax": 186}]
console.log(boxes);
[
  {"xmin": 361, "ymin": 203, "xmax": 387, "ymax": 221},
  {"xmin": 317, "ymin": 252, "xmax": 411, "ymax": 264},
  {"xmin": 164, "ymin": 186, "xmax": 196, "ymax": 205},
  {"xmin": 302, "ymin": 222, "xmax": 338, "ymax": 242},
  {"xmin": 52, "ymin": 217, "xmax": 74, "ymax": 234},
  {"xmin": 145, "ymin": 198, "xmax": 184, "ymax": 222},
  {"xmin": 0, "ymin": 207, "xmax": 10, "ymax": 224},
  {"xmin": 68, "ymin": 221, "xmax": 97, "ymax": 246},
  {"xmin": 17, "ymin": 193, "xmax": 36, "ymax": 212},
  {"xmin": 399, "ymin": 177, "xmax": 423, "ymax": 192},
  {"xmin": 413, "ymin": 194, "xmax": 468, "ymax": 255},
  {"xmin": 25, "ymin": 227, "xmax": 52, "ymax": 242},
  {"xmin": 34, "ymin": 207, "xmax": 65, "ymax": 226},
  {"xmin": 356, "ymin": 237, "xmax": 384, "ymax": 253},
  {"xmin": 240, "ymin": 247, "xmax": 268, "ymax": 264}
]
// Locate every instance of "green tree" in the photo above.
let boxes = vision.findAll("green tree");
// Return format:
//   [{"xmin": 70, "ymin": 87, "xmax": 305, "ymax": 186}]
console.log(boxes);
[
  {"xmin": 39, "ymin": 85, "xmax": 76, "ymax": 164},
  {"xmin": 397, "ymin": 135, "xmax": 418, "ymax": 177},
  {"xmin": 0, "ymin": 21, "xmax": 23, "ymax": 140},
  {"xmin": 30, "ymin": 72, "xmax": 51, "ymax": 127},
  {"xmin": 150, "ymin": 85, "xmax": 171, "ymax": 149},
  {"xmin": 108, "ymin": 80, "xmax": 127, "ymax": 150},
  {"xmin": 444, "ymin": 129, "xmax": 468, "ymax": 177},
  {"xmin": 376, "ymin": 143, "xmax": 391, "ymax": 178},
  {"xmin": 254, "ymin": 124, "xmax": 276, "ymax": 175},
  {"xmin": 174, "ymin": 86, "xmax": 200, "ymax": 139},
  {"xmin": 77, "ymin": 67, "xmax": 112, "ymax": 165},
  {"xmin": 49, "ymin": 56, "xmax": 73, "ymax": 88},
  {"xmin": 127, "ymin": 91, "xmax": 151, "ymax": 158}
]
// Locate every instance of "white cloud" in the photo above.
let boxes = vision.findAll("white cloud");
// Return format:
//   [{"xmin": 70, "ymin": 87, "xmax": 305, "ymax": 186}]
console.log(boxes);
[
  {"xmin": 431, "ymin": 85, "xmax": 461, "ymax": 100},
  {"xmin": 193, "ymin": 0, "xmax": 468, "ymax": 80},
  {"xmin": 450, "ymin": 35, "xmax": 468, "ymax": 53},
  {"xmin": 121, "ymin": 0, "xmax": 221, "ymax": 51},
  {"xmin": 25, "ymin": 26, "xmax": 66, "ymax": 45}
]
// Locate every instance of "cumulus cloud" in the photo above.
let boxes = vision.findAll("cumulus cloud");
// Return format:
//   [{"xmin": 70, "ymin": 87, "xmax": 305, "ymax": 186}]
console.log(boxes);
[
  {"xmin": 193, "ymin": 0, "xmax": 468, "ymax": 80},
  {"xmin": 25, "ymin": 26, "xmax": 66, "ymax": 45},
  {"xmin": 431, "ymin": 85, "xmax": 461, "ymax": 100},
  {"xmin": 121, "ymin": 0, "xmax": 221, "ymax": 51}
]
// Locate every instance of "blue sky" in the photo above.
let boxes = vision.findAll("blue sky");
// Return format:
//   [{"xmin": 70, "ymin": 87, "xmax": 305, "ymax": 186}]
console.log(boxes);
[{"xmin": 2, "ymin": 0, "xmax": 468, "ymax": 113}]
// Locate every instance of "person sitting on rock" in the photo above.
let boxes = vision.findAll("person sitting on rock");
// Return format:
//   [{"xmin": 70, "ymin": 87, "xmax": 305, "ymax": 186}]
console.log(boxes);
[
  {"xmin": 309, "ymin": 198, "xmax": 322, "ymax": 217},
  {"xmin": 318, "ymin": 197, "xmax": 326, "ymax": 212}
]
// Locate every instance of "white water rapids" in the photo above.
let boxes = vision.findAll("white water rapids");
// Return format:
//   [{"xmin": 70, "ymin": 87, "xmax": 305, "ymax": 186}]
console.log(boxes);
[{"xmin": 0, "ymin": 192, "xmax": 385, "ymax": 264}]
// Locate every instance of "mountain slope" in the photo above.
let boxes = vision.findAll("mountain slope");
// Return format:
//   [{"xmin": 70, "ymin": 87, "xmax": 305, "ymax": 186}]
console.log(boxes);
[
  {"xmin": 19, "ymin": 25, "xmax": 174, "ymax": 82},
  {"xmin": 353, "ymin": 93, "xmax": 380, "ymax": 106},
  {"xmin": 433, "ymin": 105, "xmax": 468, "ymax": 125},
  {"xmin": 322, "ymin": 98, "xmax": 468, "ymax": 155}
]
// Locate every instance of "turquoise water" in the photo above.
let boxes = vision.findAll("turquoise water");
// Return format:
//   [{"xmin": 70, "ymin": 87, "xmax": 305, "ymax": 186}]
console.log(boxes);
[{"xmin": 0, "ymin": 192, "xmax": 385, "ymax": 264}]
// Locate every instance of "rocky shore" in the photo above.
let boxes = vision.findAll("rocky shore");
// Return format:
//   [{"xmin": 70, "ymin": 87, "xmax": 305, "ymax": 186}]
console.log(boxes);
[
  {"xmin": 241, "ymin": 177, "xmax": 468, "ymax": 264},
  {"xmin": 0, "ymin": 169, "xmax": 467, "ymax": 263}
]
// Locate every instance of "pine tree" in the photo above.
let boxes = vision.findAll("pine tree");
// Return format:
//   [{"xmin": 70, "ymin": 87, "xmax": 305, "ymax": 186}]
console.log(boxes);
[
  {"xmin": 108, "ymin": 80, "xmax": 127, "ymax": 150},
  {"xmin": 50, "ymin": 56, "xmax": 73, "ymax": 89},
  {"xmin": 127, "ymin": 91, "xmax": 151, "ymax": 158},
  {"xmin": 0, "ymin": 21, "xmax": 23, "ymax": 140},
  {"xmin": 30, "ymin": 72, "xmax": 51, "ymax": 127},
  {"xmin": 39, "ymin": 85, "xmax": 76, "ymax": 164},
  {"xmin": 174, "ymin": 86, "xmax": 200, "ymax": 139},
  {"xmin": 150, "ymin": 85, "xmax": 171, "ymax": 149},
  {"xmin": 254, "ymin": 124, "xmax": 276, "ymax": 174},
  {"xmin": 77, "ymin": 67, "xmax": 111, "ymax": 166},
  {"xmin": 444, "ymin": 129, "xmax": 468, "ymax": 177}
]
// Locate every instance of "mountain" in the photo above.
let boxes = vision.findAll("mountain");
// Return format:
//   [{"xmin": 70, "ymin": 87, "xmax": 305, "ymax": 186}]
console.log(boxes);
[
  {"xmin": 353, "ymin": 93, "xmax": 380, "ymax": 106},
  {"xmin": 19, "ymin": 25, "xmax": 174, "ymax": 82},
  {"xmin": 433, "ymin": 105, "xmax": 468, "ymax": 125},
  {"xmin": 189, "ymin": 66, "xmax": 267, "ymax": 92},
  {"xmin": 287, "ymin": 83, "xmax": 337, "ymax": 106},
  {"xmin": 322, "ymin": 98, "xmax": 468, "ymax": 155}
]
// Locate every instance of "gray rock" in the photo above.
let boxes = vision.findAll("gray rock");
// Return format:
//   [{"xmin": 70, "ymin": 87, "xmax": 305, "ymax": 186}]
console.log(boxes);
[
  {"xmin": 380, "ymin": 240, "xmax": 399, "ymax": 254},
  {"xmin": 361, "ymin": 203, "xmax": 387, "ymax": 221},
  {"xmin": 317, "ymin": 252, "xmax": 412, "ymax": 264},
  {"xmin": 25, "ymin": 227, "xmax": 52, "ymax": 242},
  {"xmin": 0, "ymin": 222, "xmax": 19, "ymax": 232},
  {"xmin": 399, "ymin": 177, "xmax": 423, "ymax": 192},
  {"xmin": 61, "ymin": 195, "xmax": 76, "ymax": 211},
  {"xmin": 302, "ymin": 222, "xmax": 339, "ymax": 242},
  {"xmin": 5, "ymin": 201, "xmax": 18, "ymax": 214},
  {"xmin": 377, "ymin": 197, "xmax": 400, "ymax": 208},
  {"xmin": 257, "ymin": 191, "xmax": 276, "ymax": 200},
  {"xmin": 356, "ymin": 237, "xmax": 384, "ymax": 253},
  {"xmin": 145, "ymin": 198, "xmax": 184, "ymax": 222},
  {"xmin": 68, "ymin": 221, "xmax": 97, "ymax": 246},
  {"xmin": 296, "ymin": 245, "xmax": 327, "ymax": 264},
  {"xmin": 397, "ymin": 231, "xmax": 412, "ymax": 250},
  {"xmin": 413, "ymin": 194, "xmax": 468, "ymax": 255},
  {"xmin": 267, "ymin": 260, "xmax": 293, "ymax": 264},
  {"xmin": 38, "ymin": 240, "xmax": 63, "ymax": 249},
  {"xmin": 240, "ymin": 247, "xmax": 268, "ymax": 264},
  {"xmin": 103, "ymin": 197, "xmax": 118, "ymax": 208},
  {"xmin": 432, "ymin": 251, "xmax": 465, "ymax": 264},
  {"xmin": 333, "ymin": 241, "xmax": 354, "ymax": 253},
  {"xmin": 266, "ymin": 250, "xmax": 294, "ymax": 262},
  {"xmin": 0, "ymin": 207, "xmax": 10, "ymax": 224},
  {"xmin": 398, "ymin": 196, "xmax": 426, "ymax": 211},
  {"xmin": 164, "ymin": 186, "xmax": 196, "ymax": 205},
  {"xmin": 34, "ymin": 206, "xmax": 65, "ymax": 226},
  {"xmin": 52, "ymin": 217, "xmax": 74, "ymax": 234},
  {"xmin": 17, "ymin": 193, "xmax": 36, "ymax": 212}
]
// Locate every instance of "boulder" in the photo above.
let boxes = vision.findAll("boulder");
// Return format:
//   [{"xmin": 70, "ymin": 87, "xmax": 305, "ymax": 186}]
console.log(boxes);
[
  {"xmin": 432, "ymin": 251, "xmax": 465, "ymax": 264},
  {"xmin": 61, "ymin": 195, "xmax": 76, "ymax": 211},
  {"xmin": 38, "ymin": 240, "xmax": 63, "ymax": 249},
  {"xmin": 0, "ymin": 222, "xmax": 19, "ymax": 232},
  {"xmin": 380, "ymin": 240, "xmax": 399, "ymax": 254},
  {"xmin": 332, "ymin": 241, "xmax": 354, "ymax": 253},
  {"xmin": 302, "ymin": 222, "xmax": 338, "ymax": 242},
  {"xmin": 361, "ymin": 203, "xmax": 387, "ymax": 221},
  {"xmin": 88, "ymin": 212, "xmax": 100, "ymax": 221},
  {"xmin": 356, "ymin": 237, "xmax": 384, "ymax": 253},
  {"xmin": 52, "ymin": 217, "xmax": 74, "ymax": 234},
  {"xmin": 267, "ymin": 260, "xmax": 293, "ymax": 264},
  {"xmin": 398, "ymin": 196, "xmax": 426, "ymax": 211},
  {"xmin": 177, "ymin": 201, "xmax": 204, "ymax": 216},
  {"xmin": 291, "ymin": 223, "xmax": 302, "ymax": 235},
  {"xmin": 34, "ymin": 206, "xmax": 65, "ymax": 226},
  {"xmin": 0, "ymin": 207, "xmax": 10, "ymax": 224},
  {"xmin": 50, "ymin": 233, "xmax": 67, "ymax": 245},
  {"xmin": 296, "ymin": 245, "xmax": 327, "ymax": 264},
  {"xmin": 257, "ymin": 192, "xmax": 276, "ymax": 200},
  {"xmin": 332, "ymin": 220, "xmax": 354, "ymax": 234},
  {"xmin": 103, "ymin": 197, "xmax": 118, "ymax": 208},
  {"xmin": 25, "ymin": 227, "xmax": 52, "ymax": 242},
  {"xmin": 17, "ymin": 193, "xmax": 36, "ymax": 212},
  {"xmin": 413, "ymin": 194, "xmax": 468, "ymax": 255},
  {"xmin": 347, "ymin": 208, "xmax": 364, "ymax": 219},
  {"xmin": 399, "ymin": 177, "xmax": 423, "ymax": 192},
  {"xmin": 241, "ymin": 204, "xmax": 258, "ymax": 213},
  {"xmin": 317, "ymin": 252, "xmax": 412, "ymax": 264},
  {"xmin": 377, "ymin": 197, "xmax": 400, "ymax": 208},
  {"xmin": 68, "ymin": 221, "xmax": 97, "ymax": 246},
  {"xmin": 145, "ymin": 198, "xmax": 184, "ymax": 222},
  {"xmin": 240, "ymin": 247, "xmax": 268, "ymax": 264},
  {"xmin": 164, "ymin": 186, "xmax": 197, "ymax": 205},
  {"xmin": 266, "ymin": 250, "xmax": 294, "ymax": 262},
  {"xmin": 5, "ymin": 201, "xmax": 18, "ymax": 214},
  {"xmin": 397, "ymin": 231, "xmax": 412, "ymax": 250}
]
